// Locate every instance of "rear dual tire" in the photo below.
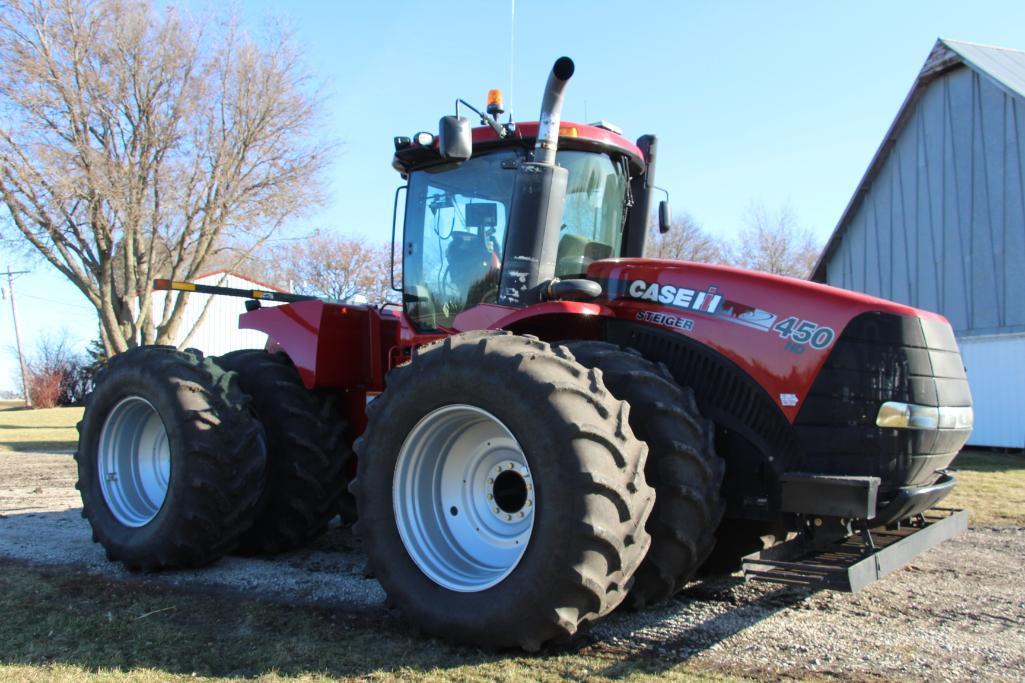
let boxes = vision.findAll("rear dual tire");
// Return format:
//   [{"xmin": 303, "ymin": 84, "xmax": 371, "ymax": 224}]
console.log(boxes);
[
  {"xmin": 216, "ymin": 350, "xmax": 354, "ymax": 554},
  {"xmin": 75, "ymin": 347, "xmax": 266, "ymax": 570}
]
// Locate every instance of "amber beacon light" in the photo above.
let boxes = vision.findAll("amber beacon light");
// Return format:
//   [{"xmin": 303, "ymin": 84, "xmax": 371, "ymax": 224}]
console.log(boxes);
[{"xmin": 486, "ymin": 89, "xmax": 504, "ymax": 117}]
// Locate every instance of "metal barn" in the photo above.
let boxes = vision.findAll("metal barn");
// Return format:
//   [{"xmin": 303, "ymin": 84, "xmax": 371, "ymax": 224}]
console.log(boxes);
[{"xmin": 812, "ymin": 39, "xmax": 1025, "ymax": 448}]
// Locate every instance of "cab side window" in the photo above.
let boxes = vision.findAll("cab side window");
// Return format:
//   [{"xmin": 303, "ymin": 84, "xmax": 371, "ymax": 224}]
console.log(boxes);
[{"xmin": 403, "ymin": 151, "xmax": 519, "ymax": 330}]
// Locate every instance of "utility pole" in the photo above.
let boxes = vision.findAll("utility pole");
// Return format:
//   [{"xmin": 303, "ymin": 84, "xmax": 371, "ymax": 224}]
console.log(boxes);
[{"xmin": 4, "ymin": 267, "xmax": 31, "ymax": 408}]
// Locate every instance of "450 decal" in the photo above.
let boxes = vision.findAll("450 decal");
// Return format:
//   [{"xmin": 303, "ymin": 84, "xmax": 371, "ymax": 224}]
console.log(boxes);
[{"xmin": 773, "ymin": 316, "xmax": 835, "ymax": 350}]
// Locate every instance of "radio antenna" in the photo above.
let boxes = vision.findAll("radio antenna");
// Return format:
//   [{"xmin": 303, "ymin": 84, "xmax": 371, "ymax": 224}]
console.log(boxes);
[{"xmin": 508, "ymin": 0, "xmax": 515, "ymax": 121}]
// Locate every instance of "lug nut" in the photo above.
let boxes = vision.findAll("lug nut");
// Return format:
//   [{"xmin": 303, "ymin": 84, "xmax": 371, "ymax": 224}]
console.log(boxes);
[{"xmin": 487, "ymin": 493, "xmax": 493, "ymax": 500}]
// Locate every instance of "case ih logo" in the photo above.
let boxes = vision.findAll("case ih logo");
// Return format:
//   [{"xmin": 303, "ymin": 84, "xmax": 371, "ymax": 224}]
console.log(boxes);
[{"xmin": 627, "ymin": 280, "xmax": 723, "ymax": 315}]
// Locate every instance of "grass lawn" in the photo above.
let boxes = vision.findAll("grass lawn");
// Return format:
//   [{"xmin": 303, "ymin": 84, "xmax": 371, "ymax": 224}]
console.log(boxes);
[
  {"xmin": 946, "ymin": 448, "xmax": 1025, "ymax": 526},
  {"xmin": 0, "ymin": 401, "xmax": 82, "ymax": 452}
]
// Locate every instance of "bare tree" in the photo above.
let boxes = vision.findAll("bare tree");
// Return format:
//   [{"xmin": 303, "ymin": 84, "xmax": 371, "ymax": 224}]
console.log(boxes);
[
  {"xmin": 257, "ymin": 232, "xmax": 395, "ymax": 304},
  {"xmin": 733, "ymin": 202, "xmax": 821, "ymax": 278},
  {"xmin": 645, "ymin": 212, "xmax": 728, "ymax": 264},
  {"xmin": 0, "ymin": 0, "xmax": 332, "ymax": 355}
]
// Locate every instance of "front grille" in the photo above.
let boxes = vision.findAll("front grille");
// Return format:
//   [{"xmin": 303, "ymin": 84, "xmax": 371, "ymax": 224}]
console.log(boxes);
[{"xmin": 794, "ymin": 312, "xmax": 972, "ymax": 492}]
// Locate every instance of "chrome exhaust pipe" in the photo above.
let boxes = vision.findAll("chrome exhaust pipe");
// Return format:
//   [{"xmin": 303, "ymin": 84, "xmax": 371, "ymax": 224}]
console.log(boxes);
[
  {"xmin": 497, "ymin": 57, "xmax": 576, "ymax": 306},
  {"xmin": 533, "ymin": 57, "xmax": 575, "ymax": 166}
]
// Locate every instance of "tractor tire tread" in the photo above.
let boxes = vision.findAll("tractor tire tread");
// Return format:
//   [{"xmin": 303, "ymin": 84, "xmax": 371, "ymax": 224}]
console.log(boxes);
[
  {"xmin": 216, "ymin": 349, "xmax": 353, "ymax": 555},
  {"xmin": 355, "ymin": 330, "xmax": 654, "ymax": 650},
  {"xmin": 562, "ymin": 340, "xmax": 725, "ymax": 609}
]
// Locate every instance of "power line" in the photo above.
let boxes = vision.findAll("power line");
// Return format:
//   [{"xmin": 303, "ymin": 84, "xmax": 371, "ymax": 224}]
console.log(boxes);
[
  {"xmin": 4, "ymin": 267, "xmax": 31, "ymax": 407},
  {"xmin": 19, "ymin": 292, "xmax": 96, "ymax": 312}
]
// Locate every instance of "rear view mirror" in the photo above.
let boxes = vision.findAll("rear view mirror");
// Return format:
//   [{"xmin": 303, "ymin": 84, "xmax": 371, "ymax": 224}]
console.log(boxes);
[
  {"xmin": 659, "ymin": 200, "xmax": 672, "ymax": 234},
  {"xmin": 439, "ymin": 116, "xmax": 472, "ymax": 161}
]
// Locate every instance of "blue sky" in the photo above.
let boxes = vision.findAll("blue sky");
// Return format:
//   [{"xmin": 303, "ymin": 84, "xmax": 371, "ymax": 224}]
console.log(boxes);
[{"xmin": 4, "ymin": 0, "xmax": 1025, "ymax": 392}]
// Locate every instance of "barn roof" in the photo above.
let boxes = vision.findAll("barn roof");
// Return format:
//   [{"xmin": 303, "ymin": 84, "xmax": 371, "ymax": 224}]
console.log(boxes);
[{"xmin": 810, "ymin": 38, "xmax": 1025, "ymax": 282}]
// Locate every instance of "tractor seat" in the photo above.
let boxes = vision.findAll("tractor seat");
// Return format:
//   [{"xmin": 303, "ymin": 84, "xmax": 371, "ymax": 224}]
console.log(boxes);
[
  {"xmin": 447, "ymin": 230, "xmax": 491, "ymax": 290},
  {"xmin": 556, "ymin": 233, "xmax": 613, "ymax": 278}
]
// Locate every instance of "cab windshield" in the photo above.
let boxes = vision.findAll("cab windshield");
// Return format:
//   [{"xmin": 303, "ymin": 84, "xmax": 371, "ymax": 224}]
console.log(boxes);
[{"xmin": 402, "ymin": 149, "xmax": 628, "ymax": 330}]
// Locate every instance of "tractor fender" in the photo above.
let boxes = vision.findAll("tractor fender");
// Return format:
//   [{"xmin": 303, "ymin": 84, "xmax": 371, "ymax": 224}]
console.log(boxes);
[
  {"xmin": 453, "ymin": 300, "xmax": 612, "ymax": 340},
  {"xmin": 239, "ymin": 300, "xmax": 395, "ymax": 391},
  {"xmin": 602, "ymin": 317, "xmax": 798, "ymax": 519}
]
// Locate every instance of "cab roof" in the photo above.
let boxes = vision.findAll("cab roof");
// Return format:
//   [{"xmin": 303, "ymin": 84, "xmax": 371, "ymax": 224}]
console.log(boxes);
[{"xmin": 392, "ymin": 120, "xmax": 647, "ymax": 175}]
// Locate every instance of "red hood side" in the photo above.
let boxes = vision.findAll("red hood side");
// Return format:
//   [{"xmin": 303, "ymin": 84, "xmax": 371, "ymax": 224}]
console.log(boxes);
[
  {"xmin": 588, "ymin": 258, "xmax": 951, "ymax": 421},
  {"xmin": 597, "ymin": 258, "xmax": 946, "ymax": 321}
]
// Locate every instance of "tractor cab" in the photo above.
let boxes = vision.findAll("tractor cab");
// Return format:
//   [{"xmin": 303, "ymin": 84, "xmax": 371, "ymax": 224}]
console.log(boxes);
[
  {"xmin": 396, "ymin": 138, "xmax": 635, "ymax": 329},
  {"xmin": 392, "ymin": 72, "xmax": 661, "ymax": 330}
]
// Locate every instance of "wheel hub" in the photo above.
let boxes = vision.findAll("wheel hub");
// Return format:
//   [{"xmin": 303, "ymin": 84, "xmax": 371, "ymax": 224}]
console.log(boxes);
[
  {"xmin": 97, "ymin": 396, "xmax": 171, "ymax": 527},
  {"xmin": 393, "ymin": 404, "xmax": 534, "ymax": 592},
  {"xmin": 488, "ymin": 462, "xmax": 533, "ymax": 522}
]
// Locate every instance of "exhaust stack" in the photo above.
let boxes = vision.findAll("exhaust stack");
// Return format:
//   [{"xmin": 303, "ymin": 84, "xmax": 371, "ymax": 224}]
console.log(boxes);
[
  {"xmin": 497, "ymin": 57, "xmax": 575, "ymax": 306},
  {"xmin": 534, "ymin": 56, "xmax": 575, "ymax": 166}
]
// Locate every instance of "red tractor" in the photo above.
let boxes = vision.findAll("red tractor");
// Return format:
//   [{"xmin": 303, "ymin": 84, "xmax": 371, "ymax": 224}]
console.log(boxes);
[{"xmin": 76, "ymin": 58, "xmax": 972, "ymax": 650}]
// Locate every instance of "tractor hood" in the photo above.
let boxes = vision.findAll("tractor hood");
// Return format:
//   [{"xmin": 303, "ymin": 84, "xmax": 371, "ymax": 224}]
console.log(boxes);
[
  {"xmin": 587, "ymin": 258, "xmax": 953, "ymax": 422},
  {"xmin": 589, "ymin": 258, "xmax": 940, "ymax": 320}
]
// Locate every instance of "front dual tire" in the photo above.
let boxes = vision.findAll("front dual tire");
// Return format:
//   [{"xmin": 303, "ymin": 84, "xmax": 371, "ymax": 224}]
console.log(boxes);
[
  {"xmin": 393, "ymin": 403, "xmax": 535, "ymax": 592},
  {"xmin": 355, "ymin": 331, "xmax": 655, "ymax": 651}
]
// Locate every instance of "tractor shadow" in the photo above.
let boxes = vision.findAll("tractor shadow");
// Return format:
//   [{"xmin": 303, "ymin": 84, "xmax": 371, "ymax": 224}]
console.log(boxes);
[{"xmin": 583, "ymin": 575, "xmax": 815, "ymax": 678}]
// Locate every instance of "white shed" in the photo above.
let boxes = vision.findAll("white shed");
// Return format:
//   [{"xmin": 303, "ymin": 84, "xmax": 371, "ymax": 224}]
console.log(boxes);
[
  {"xmin": 956, "ymin": 334, "xmax": 1025, "ymax": 448},
  {"xmin": 148, "ymin": 271, "xmax": 283, "ymax": 357}
]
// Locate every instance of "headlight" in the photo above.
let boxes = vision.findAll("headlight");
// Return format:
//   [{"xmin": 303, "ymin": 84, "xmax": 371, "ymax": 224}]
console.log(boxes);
[{"xmin": 876, "ymin": 402, "xmax": 973, "ymax": 430}]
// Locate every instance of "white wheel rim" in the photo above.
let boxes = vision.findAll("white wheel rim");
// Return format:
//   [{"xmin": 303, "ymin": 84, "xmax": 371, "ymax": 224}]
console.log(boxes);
[
  {"xmin": 97, "ymin": 396, "xmax": 171, "ymax": 527},
  {"xmin": 393, "ymin": 404, "xmax": 534, "ymax": 592}
]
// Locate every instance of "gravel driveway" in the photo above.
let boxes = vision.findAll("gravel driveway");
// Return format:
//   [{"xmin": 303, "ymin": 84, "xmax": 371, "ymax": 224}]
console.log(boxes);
[{"xmin": 2, "ymin": 449, "xmax": 1023, "ymax": 681}]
